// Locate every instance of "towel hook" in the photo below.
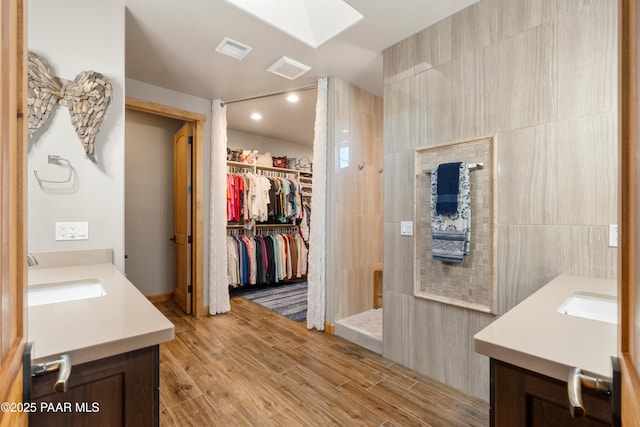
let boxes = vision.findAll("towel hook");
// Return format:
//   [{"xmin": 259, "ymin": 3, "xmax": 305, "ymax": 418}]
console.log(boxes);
[{"xmin": 34, "ymin": 155, "xmax": 73, "ymax": 184}]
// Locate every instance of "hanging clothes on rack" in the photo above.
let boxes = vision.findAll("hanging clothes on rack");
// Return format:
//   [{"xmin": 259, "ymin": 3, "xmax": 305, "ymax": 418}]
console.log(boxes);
[
  {"xmin": 226, "ymin": 163, "xmax": 251, "ymax": 225},
  {"xmin": 226, "ymin": 228, "xmax": 308, "ymax": 288},
  {"xmin": 262, "ymin": 173, "xmax": 302, "ymax": 223},
  {"xmin": 226, "ymin": 166, "xmax": 304, "ymax": 226}
]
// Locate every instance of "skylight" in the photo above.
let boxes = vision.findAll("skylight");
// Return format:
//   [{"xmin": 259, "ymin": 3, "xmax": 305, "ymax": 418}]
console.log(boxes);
[{"xmin": 224, "ymin": 0, "xmax": 364, "ymax": 48}]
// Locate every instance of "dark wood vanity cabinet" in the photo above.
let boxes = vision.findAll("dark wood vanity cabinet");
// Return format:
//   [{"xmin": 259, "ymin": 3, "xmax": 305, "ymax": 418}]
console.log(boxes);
[
  {"xmin": 491, "ymin": 359, "xmax": 612, "ymax": 427},
  {"xmin": 29, "ymin": 345, "xmax": 159, "ymax": 427}
]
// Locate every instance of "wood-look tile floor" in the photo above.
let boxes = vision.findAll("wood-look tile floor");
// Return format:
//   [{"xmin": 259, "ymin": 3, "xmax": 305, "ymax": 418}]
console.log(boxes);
[{"xmin": 155, "ymin": 297, "xmax": 490, "ymax": 427}]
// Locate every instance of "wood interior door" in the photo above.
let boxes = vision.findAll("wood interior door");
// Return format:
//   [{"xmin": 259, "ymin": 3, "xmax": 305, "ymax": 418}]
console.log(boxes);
[
  {"xmin": 173, "ymin": 123, "xmax": 192, "ymax": 314},
  {"xmin": 619, "ymin": 1, "xmax": 640, "ymax": 425},
  {"xmin": 0, "ymin": 0, "xmax": 27, "ymax": 426}
]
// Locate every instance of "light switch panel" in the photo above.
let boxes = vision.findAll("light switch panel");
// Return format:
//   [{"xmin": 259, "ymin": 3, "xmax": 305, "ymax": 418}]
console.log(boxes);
[
  {"xmin": 56, "ymin": 222, "xmax": 89, "ymax": 241},
  {"xmin": 400, "ymin": 221, "xmax": 414, "ymax": 236},
  {"xmin": 608, "ymin": 224, "xmax": 618, "ymax": 248}
]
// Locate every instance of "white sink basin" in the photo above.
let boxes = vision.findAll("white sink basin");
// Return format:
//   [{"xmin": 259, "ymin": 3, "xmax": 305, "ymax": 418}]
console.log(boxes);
[
  {"xmin": 558, "ymin": 292, "xmax": 617, "ymax": 324},
  {"xmin": 28, "ymin": 279, "xmax": 106, "ymax": 307}
]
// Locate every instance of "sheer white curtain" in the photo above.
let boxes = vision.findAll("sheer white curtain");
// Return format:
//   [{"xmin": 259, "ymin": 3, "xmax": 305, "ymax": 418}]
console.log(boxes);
[
  {"xmin": 209, "ymin": 99, "xmax": 230, "ymax": 314},
  {"xmin": 307, "ymin": 78, "xmax": 328, "ymax": 330}
]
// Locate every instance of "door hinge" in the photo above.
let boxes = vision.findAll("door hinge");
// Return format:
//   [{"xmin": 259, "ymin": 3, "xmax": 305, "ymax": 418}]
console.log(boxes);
[
  {"xmin": 188, "ymin": 235, "xmax": 192, "ymax": 244},
  {"xmin": 188, "ymin": 136, "xmax": 193, "ymax": 145},
  {"xmin": 187, "ymin": 185, "xmax": 192, "ymax": 194},
  {"xmin": 188, "ymin": 285, "xmax": 193, "ymax": 293}
]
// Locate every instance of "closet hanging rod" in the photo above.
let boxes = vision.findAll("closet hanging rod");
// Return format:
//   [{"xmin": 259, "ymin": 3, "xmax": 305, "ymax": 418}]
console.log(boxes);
[
  {"xmin": 256, "ymin": 223, "xmax": 297, "ymax": 228},
  {"xmin": 258, "ymin": 228, "xmax": 299, "ymax": 235},
  {"xmin": 423, "ymin": 162, "xmax": 484, "ymax": 175},
  {"xmin": 259, "ymin": 166, "xmax": 297, "ymax": 175},
  {"xmin": 221, "ymin": 84, "xmax": 318, "ymax": 106}
]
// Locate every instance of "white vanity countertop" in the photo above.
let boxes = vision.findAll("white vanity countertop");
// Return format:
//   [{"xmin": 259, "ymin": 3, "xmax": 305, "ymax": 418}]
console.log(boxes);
[
  {"xmin": 474, "ymin": 275, "xmax": 617, "ymax": 382},
  {"xmin": 28, "ymin": 262, "xmax": 175, "ymax": 365}
]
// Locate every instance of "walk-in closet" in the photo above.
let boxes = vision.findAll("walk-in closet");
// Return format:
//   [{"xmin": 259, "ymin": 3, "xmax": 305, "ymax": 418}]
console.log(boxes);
[
  {"xmin": 224, "ymin": 89, "xmax": 315, "ymax": 323},
  {"xmin": 221, "ymin": 80, "xmax": 384, "ymax": 355}
]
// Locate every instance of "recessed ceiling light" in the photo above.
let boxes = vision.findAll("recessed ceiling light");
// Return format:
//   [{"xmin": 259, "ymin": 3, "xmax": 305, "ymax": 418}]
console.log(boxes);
[
  {"xmin": 215, "ymin": 37, "xmax": 253, "ymax": 60},
  {"xmin": 251, "ymin": 113, "xmax": 262, "ymax": 121},
  {"xmin": 286, "ymin": 94, "xmax": 300, "ymax": 103}
]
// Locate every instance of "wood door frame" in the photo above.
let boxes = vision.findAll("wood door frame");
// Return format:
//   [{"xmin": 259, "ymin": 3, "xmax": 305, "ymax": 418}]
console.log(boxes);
[
  {"xmin": 125, "ymin": 97, "xmax": 206, "ymax": 316},
  {"xmin": 0, "ymin": 0, "xmax": 27, "ymax": 425},
  {"xmin": 619, "ymin": 0, "xmax": 640, "ymax": 424}
]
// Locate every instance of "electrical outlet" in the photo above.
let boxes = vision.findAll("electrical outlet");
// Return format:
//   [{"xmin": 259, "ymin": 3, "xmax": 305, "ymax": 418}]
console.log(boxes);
[
  {"xmin": 608, "ymin": 224, "xmax": 618, "ymax": 248},
  {"xmin": 56, "ymin": 222, "xmax": 89, "ymax": 241}
]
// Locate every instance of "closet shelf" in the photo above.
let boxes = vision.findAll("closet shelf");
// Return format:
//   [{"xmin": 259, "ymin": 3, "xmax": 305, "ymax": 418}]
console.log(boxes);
[
  {"xmin": 227, "ymin": 160, "xmax": 300, "ymax": 175},
  {"xmin": 226, "ymin": 160, "xmax": 254, "ymax": 168}
]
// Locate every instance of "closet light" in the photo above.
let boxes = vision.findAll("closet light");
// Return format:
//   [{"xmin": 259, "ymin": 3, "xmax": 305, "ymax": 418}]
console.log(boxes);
[
  {"xmin": 250, "ymin": 113, "xmax": 262, "ymax": 121},
  {"xmin": 286, "ymin": 94, "xmax": 299, "ymax": 103}
]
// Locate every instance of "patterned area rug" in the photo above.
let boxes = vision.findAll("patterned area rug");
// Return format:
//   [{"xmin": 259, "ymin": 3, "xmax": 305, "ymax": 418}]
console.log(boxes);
[{"xmin": 232, "ymin": 281, "xmax": 308, "ymax": 322}]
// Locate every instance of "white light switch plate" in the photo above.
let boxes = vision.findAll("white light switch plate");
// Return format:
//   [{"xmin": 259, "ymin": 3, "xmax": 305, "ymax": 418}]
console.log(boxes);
[
  {"xmin": 608, "ymin": 224, "xmax": 618, "ymax": 247},
  {"xmin": 400, "ymin": 221, "xmax": 414, "ymax": 236},
  {"xmin": 56, "ymin": 222, "xmax": 89, "ymax": 241}
]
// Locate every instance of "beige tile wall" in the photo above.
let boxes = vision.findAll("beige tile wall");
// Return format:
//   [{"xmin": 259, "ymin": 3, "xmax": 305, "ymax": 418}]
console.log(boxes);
[
  {"xmin": 499, "ymin": 0, "xmax": 557, "ymax": 39},
  {"xmin": 498, "ymin": 21, "xmax": 557, "ymax": 131},
  {"xmin": 451, "ymin": 0, "xmax": 499, "ymax": 59},
  {"xmin": 498, "ymin": 123, "xmax": 557, "ymax": 224},
  {"xmin": 557, "ymin": 0, "xmax": 617, "ymax": 119},
  {"xmin": 382, "ymin": 0, "xmax": 618, "ymax": 401},
  {"xmin": 329, "ymin": 78, "xmax": 384, "ymax": 321},
  {"xmin": 451, "ymin": 44, "xmax": 499, "ymax": 140}
]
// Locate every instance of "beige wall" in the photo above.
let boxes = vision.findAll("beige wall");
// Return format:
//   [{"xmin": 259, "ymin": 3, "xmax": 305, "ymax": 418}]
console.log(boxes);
[
  {"xmin": 125, "ymin": 78, "xmax": 213, "ymax": 305},
  {"xmin": 327, "ymin": 78, "xmax": 384, "ymax": 322},
  {"xmin": 28, "ymin": 0, "xmax": 126, "ymax": 271},
  {"xmin": 227, "ymin": 129, "xmax": 313, "ymax": 161},
  {"xmin": 125, "ymin": 110, "xmax": 183, "ymax": 296},
  {"xmin": 382, "ymin": 0, "xmax": 618, "ymax": 400}
]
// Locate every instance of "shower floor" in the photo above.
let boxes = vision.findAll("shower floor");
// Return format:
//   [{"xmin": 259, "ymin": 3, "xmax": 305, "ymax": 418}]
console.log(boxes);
[{"xmin": 334, "ymin": 308, "xmax": 382, "ymax": 354}]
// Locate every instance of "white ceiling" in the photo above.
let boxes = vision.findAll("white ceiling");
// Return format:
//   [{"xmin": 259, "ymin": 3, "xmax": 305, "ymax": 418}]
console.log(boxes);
[
  {"xmin": 124, "ymin": 0, "xmax": 479, "ymax": 145},
  {"xmin": 225, "ymin": 88, "xmax": 318, "ymax": 145}
]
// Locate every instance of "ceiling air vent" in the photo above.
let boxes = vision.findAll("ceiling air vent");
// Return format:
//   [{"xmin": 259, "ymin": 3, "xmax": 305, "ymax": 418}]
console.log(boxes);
[
  {"xmin": 266, "ymin": 56, "xmax": 311, "ymax": 81},
  {"xmin": 215, "ymin": 37, "xmax": 253, "ymax": 60}
]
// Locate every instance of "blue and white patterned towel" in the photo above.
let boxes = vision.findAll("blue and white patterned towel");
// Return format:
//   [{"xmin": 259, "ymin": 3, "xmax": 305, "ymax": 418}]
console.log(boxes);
[{"xmin": 430, "ymin": 163, "xmax": 470, "ymax": 263}]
